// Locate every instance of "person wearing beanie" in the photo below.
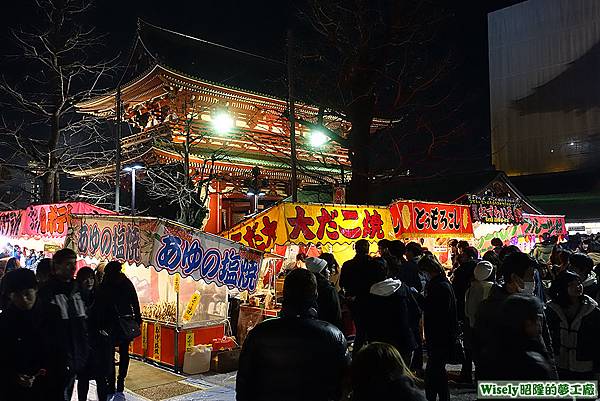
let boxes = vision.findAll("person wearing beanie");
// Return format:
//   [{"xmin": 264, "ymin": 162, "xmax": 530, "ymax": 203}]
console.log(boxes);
[
  {"xmin": 0, "ymin": 269, "xmax": 49, "ymax": 401},
  {"xmin": 491, "ymin": 294, "xmax": 556, "ymax": 380},
  {"xmin": 465, "ymin": 261, "xmax": 494, "ymax": 329},
  {"xmin": 546, "ymin": 270, "xmax": 600, "ymax": 380},
  {"xmin": 237, "ymin": 268, "xmax": 348, "ymax": 401},
  {"xmin": 464, "ymin": 261, "xmax": 494, "ymax": 383},
  {"xmin": 306, "ymin": 256, "xmax": 343, "ymax": 330}
]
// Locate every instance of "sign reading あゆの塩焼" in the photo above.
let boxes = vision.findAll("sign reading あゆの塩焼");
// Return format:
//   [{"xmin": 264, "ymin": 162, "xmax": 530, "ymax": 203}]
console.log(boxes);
[
  {"xmin": 389, "ymin": 200, "xmax": 473, "ymax": 239},
  {"xmin": 68, "ymin": 215, "xmax": 264, "ymax": 294}
]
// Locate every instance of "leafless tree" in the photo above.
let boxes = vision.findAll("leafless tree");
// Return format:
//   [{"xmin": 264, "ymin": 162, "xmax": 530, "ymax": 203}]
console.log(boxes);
[
  {"xmin": 296, "ymin": 0, "xmax": 460, "ymax": 203},
  {"xmin": 143, "ymin": 95, "xmax": 228, "ymax": 228},
  {"xmin": 0, "ymin": 0, "xmax": 118, "ymax": 205}
]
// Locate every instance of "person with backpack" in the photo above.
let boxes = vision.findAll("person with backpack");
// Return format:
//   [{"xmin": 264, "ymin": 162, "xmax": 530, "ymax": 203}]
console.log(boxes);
[{"xmin": 95, "ymin": 261, "xmax": 141, "ymax": 397}]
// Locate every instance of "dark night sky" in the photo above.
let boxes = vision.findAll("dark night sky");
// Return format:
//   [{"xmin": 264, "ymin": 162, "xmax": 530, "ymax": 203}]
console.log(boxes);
[{"xmin": 0, "ymin": 0, "xmax": 525, "ymax": 168}]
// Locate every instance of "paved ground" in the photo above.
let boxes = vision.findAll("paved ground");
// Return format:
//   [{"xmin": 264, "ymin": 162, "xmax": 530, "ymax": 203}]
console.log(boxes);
[{"xmin": 73, "ymin": 361, "xmax": 478, "ymax": 401}]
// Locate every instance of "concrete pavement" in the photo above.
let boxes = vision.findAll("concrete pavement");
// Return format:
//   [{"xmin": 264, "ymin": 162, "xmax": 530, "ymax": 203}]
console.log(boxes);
[{"xmin": 73, "ymin": 360, "xmax": 477, "ymax": 401}]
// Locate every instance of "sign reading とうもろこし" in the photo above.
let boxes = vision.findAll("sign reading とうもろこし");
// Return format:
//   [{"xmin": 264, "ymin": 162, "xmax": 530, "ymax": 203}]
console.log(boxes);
[{"xmin": 389, "ymin": 200, "xmax": 474, "ymax": 239}]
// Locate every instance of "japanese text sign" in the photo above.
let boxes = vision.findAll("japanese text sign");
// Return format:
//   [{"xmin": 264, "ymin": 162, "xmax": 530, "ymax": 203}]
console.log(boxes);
[
  {"xmin": 0, "ymin": 210, "xmax": 23, "ymax": 237},
  {"xmin": 389, "ymin": 200, "xmax": 473, "ymax": 239},
  {"xmin": 67, "ymin": 215, "xmax": 264, "ymax": 294},
  {"xmin": 224, "ymin": 202, "xmax": 395, "ymax": 251},
  {"xmin": 520, "ymin": 214, "xmax": 567, "ymax": 237},
  {"xmin": 0, "ymin": 202, "xmax": 114, "ymax": 240},
  {"xmin": 21, "ymin": 202, "xmax": 115, "ymax": 238},
  {"xmin": 467, "ymin": 194, "xmax": 523, "ymax": 224}
]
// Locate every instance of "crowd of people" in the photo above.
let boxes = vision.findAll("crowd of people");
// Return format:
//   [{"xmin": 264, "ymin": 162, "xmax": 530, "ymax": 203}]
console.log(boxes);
[
  {"xmin": 2, "ymin": 233, "xmax": 599, "ymax": 401},
  {"xmin": 238, "ymin": 236, "xmax": 600, "ymax": 401},
  {"xmin": 0, "ymin": 249, "xmax": 141, "ymax": 401}
]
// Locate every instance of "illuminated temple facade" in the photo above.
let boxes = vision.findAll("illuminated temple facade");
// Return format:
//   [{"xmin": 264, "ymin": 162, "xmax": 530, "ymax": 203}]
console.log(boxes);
[{"xmin": 75, "ymin": 22, "xmax": 386, "ymax": 233}]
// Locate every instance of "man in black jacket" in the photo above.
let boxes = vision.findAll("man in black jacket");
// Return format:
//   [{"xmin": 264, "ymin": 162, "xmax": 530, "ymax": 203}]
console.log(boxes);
[
  {"xmin": 38, "ymin": 248, "xmax": 89, "ymax": 401},
  {"xmin": 0, "ymin": 269, "xmax": 48, "ymax": 401},
  {"xmin": 236, "ymin": 268, "xmax": 349, "ymax": 401},
  {"xmin": 473, "ymin": 252, "xmax": 556, "ymax": 380}
]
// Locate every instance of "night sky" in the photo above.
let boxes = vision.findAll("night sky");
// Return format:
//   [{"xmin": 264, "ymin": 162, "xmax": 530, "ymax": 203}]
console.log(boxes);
[{"xmin": 0, "ymin": 0, "xmax": 525, "ymax": 170}]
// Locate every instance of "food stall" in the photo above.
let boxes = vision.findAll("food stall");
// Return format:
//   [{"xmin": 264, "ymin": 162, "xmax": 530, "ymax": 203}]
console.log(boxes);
[
  {"xmin": 388, "ymin": 200, "xmax": 474, "ymax": 267},
  {"xmin": 223, "ymin": 201, "xmax": 395, "ymax": 342},
  {"xmin": 65, "ymin": 214, "xmax": 264, "ymax": 371},
  {"xmin": 0, "ymin": 202, "xmax": 115, "ymax": 263},
  {"xmin": 465, "ymin": 193, "xmax": 567, "ymax": 254}
]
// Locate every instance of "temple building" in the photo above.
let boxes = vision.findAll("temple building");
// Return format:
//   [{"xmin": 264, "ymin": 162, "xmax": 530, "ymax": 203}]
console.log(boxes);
[{"xmin": 74, "ymin": 21, "xmax": 387, "ymax": 233}]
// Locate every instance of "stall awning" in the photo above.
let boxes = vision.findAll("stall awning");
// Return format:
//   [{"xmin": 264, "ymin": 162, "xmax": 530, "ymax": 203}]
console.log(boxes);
[
  {"xmin": 222, "ymin": 202, "xmax": 395, "ymax": 252},
  {"xmin": 389, "ymin": 200, "xmax": 474, "ymax": 239},
  {"xmin": 0, "ymin": 202, "xmax": 116, "ymax": 240},
  {"xmin": 66, "ymin": 215, "xmax": 264, "ymax": 294}
]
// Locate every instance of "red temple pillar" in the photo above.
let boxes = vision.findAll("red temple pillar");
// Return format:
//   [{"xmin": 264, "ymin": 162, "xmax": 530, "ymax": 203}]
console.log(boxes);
[{"xmin": 204, "ymin": 180, "xmax": 222, "ymax": 234}]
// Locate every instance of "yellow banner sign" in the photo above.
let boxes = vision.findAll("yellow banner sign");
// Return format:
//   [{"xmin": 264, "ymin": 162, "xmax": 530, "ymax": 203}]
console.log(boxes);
[
  {"xmin": 141, "ymin": 321, "xmax": 148, "ymax": 352},
  {"xmin": 174, "ymin": 275, "xmax": 180, "ymax": 294},
  {"xmin": 225, "ymin": 202, "xmax": 394, "ymax": 252},
  {"xmin": 153, "ymin": 324, "xmax": 161, "ymax": 361},
  {"xmin": 185, "ymin": 332, "xmax": 195, "ymax": 352},
  {"xmin": 182, "ymin": 291, "xmax": 201, "ymax": 323}
]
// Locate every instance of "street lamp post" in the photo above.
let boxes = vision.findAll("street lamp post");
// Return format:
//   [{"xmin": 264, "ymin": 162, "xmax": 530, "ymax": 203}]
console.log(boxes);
[{"xmin": 123, "ymin": 164, "xmax": 144, "ymax": 216}]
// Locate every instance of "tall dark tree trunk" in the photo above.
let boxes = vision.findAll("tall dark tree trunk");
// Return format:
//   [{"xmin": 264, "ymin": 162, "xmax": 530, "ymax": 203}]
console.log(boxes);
[
  {"xmin": 41, "ymin": 112, "xmax": 61, "ymax": 203},
  {"xmin": 346, "ymin": 73, "xmax": 376, "ymax": 204}
]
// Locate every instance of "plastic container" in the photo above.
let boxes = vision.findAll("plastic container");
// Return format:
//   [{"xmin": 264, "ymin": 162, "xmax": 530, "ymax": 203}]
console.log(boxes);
[{"xmin": 182, "ymin": 344, "xmax": 212, "ymax": 374}]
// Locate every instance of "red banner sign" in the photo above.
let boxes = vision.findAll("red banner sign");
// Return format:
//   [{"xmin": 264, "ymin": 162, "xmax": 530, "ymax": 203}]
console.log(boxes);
[
  {"xmin": 389, "ymin": 200, "xmax": 473, "ymax": 239},
  {"xmin": 0, "ymin": 202, "xmax": 116, "ymax": 239},
  {"xmin": 521, "ymin": 214, "xmax": 567, "ymax": 237}
]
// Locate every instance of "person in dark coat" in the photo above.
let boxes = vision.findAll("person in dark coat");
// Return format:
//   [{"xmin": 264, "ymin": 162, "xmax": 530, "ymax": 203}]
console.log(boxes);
[
  {"xmin": 570, "ymin": 253, "xmax": 600, "ymax": 302},
  {"xmin": 473, "ymin": 251, "xmax": 556, "ymax": 380},
  {"xmin": 350, "ymin": 342, "xmax": 425, "ymax": 401},
  {"xmin": 339, "ymin": 239, "xmax": 374, "ymax": 349},
  {"xmin": 75, "ymin": 267, "xmax": 111, "ymax": 401},
  {"xmin": 402, "ymin": 242, "xmax": 424, "ymax": 292},
  {"xmin": 378, "ymin": 239, "xmax": 401, "ymax": 279},
  {"xmin": 236, "ymin": 268, "xmax": 349, "ymax": 401},
  {"xmin": 490, "ymin": 294, "xmax": 556, "ymax": 381},
  {"xmin": 37, "ymin": 248, "xmax": 89, "ymax": 401},
  {"xmin": 95, "ymin": 261, "xmax": 142, "ymax": 395},
  {"xmin": 35, "ymin": 258, "xmax": 52, "ymax": 289},
  {"xmin": 306, "ymin": 256, "xmax": 343, "ymax": 330},
  {"xmin": 361, "ymin": 264, "xmax": 419, "ymax": 363},
  {"xmin": 339, "ymin": 239, "xmax": 373, "ymax": 298},
  {"xmin": 451, "ymin": 246, "xmax": 478, "ymax": 383},
  {"xmin": 0, "ymin": 269, "xmax": 48, "ymax": 401},
  {"xmin": 546, "ymin": 270, "xmax": 600, "ymax": 380},
  {"xmin": 418, "ymin": 255, "xmax": 458, "ymax": 401}
]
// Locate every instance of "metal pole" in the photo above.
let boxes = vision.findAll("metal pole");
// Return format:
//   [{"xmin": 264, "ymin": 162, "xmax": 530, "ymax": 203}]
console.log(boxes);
[
  {"xmin": 131, "ymin": 170, "xmax": 136, "ymax": 216},
  {"xmin": 115, "ymin": 87, "xmax": 122, "ymax": 212},
  {"xmin": 287, "ymin": 29, "xmax": 298, "ymax": 202}
]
